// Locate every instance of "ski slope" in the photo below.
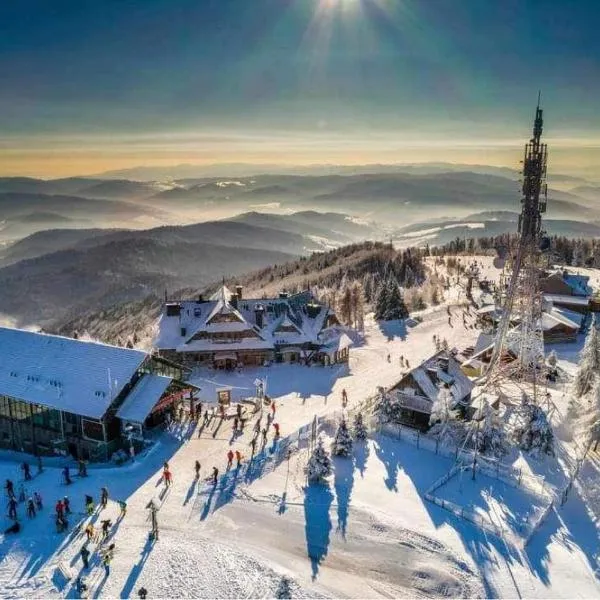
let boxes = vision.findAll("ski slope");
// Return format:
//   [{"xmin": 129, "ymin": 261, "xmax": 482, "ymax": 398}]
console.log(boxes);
[{"xmin": 0, "ymin": 278, "xmax": 599, "ymax": 598}]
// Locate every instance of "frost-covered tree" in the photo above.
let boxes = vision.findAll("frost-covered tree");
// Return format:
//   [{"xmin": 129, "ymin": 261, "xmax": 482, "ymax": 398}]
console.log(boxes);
[
  {"xmin": 573, "ymin": 315, "xmax": 600, "ymax": 397},
  {"xmin": 476, "ymin": 402, "xmax": 508, "ymax": 457},
  {"xmin": 514, "ymin": 404, "xmax": 554, "ymax": 455},
  {"xmin": 305, "ymin": 438, "xmax": 333, "ymax": 483},
  {"xmin": 331, "ymin": 419, "xmax": 353, "ymax": 456},
  {"xmin": 375, "ymin": 277, "xmax": 409, "ymax": 321},
  {"xmin": 352, "ymin": 412, "xmax": 368, "ymax": 440},
  {"xmin": 429, "ymin": 387, "xmax": 454, "ymax": 428},
  {"xmin": 375, "ymin": 388, "xmax": 403, "ymax": 424}
]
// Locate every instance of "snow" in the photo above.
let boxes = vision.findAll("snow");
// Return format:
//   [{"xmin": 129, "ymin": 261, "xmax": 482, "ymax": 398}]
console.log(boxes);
[
  {"xmin": 116, "ymin": 374, "xmax": 172, "ymax": 424},
  {"xmin": 1, "ymin": 264, "xmax": 600, "ymax": 598},
  {"xmin": 0, "ymin": 327, "xmax": 147, "ymax": 419}
]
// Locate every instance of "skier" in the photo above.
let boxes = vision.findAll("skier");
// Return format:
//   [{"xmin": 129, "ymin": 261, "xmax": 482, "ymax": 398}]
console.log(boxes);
[
  {"xmin": 8, "ymin": 496, "xmax": 18, "ymax": 520},
  {"xmin": 387, "ymin": 353, "xmax": 391, "ymax": 363},
  {"xmin": 63, "ymin": 466, "xmax": 72, "ymax": 485},
  {"xmin": 63, "ymin": 496, "xmax": 71, "ymax": 514},
  {"xmin": 271, "ymin": 402, "xmax": 276, "ymax": 417},
  {"xmin": 5, "ymin": 479, "xmax": 14, "ymax": 498},
  {"xmin": 100, "ymin": 486, "xmax": 109, "ymax": 508},
  {"xmin": 212, "ymin": 466, "xmax": 219, "ymax": 486},
  {"xmin": 55, "ymin": 498, "xmax": 64, "ymax": 519},
  {"xmin": 164, "ymin": 469, "xmax": 172, "ymax": 488},
  {"xmin": 85, "ymin": 494, "xmax": 94, "ymax": 515},
  {"xmin": 78, "ymin": 459, "xmax": 88, "ymax": 477},
  {"xmin": 33, "ymin": 491, "xmax": 43, "ymax": 510},
  {"xmin": 194, "ymin": 460, "xmax": 201, "ymax": 479},
  {"xmin": 103, "ymin": 553, "xmax": 111, "ymax": 577},
  {"xmin": 273, "ymin": 423, "xmax": 280, "ymax": 438},
  {"xmin": 235, "ymin": 450, "xmax": 242, "ymax": 468},
  {"xmin": 80, "ymin": 545, "xmax": 90, "ymax": 569},
  {"xmin": 118, "ymin": 500, "xmax": 127, "ymax": 517},
  {"xmin": 233, "ymin": 416, "xmax": 239, "ymax": 431},
  {"xmin": 261, "ymin": 428, "xmax": 268, "ymax": 446},
  {"xmin": 163, "ymin": 461, "xmax": 169, "ymax": 474},
  {"xmin": 56, "ymin": 515, "xmax": 68, "ymax": 533},
  {"xmin": 21, "ymin": 462, "xmax": 31, "ymax": 481},
  {"xmin": 236, "ymin": 403, "xmax": 242, "ymax": 418},
  {"xmin": 138, "ymin": 587, "xmax": 148, "ymax": 599},
  {"xmin": 101, "ymin": 519, "xmax": 112, "ymax": 540},
  {"xmin": 342, "ymin": 388, "xmax": 348, "ymax": 405},
  {"xmin": 26, "ymin": 498, "xmax": 36, "ymax": 518},
  {"xmin": 227, "ymin": 449, "xmax": 234, "ymax": 468},
  {"xmin": 249, "ymin": 437, "xmax": 257, "ymax": 455},
  {"xmin": 85, "ymin": 523, "xmax": 95, "ymax": 541}
]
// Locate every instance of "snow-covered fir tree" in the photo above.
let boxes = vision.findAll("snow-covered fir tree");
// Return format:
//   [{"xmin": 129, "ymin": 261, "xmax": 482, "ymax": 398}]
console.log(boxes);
[
  {"xmin": 514, "ymin": 403, "xmax": 554, "ymax": 455},
  {"xmin": 352, "ymin": 412, "xmax": 368, "ymax": 440},
  {"xmin": 331, "ymin": 419, "xmax": 354, "ymax": 456},
  {"xmin": 375, "ymin": 387, "xmax": 403, "ymax": 424},
  {"xmin": 476, "ymin": 402, "xmax": 508, "ymax": 457},
  {"xmin": 429, "ymin": 386, "xmax": 454, "ymax": 428},
  {"xmin": 573, "ymin": 315, "xmax": 600, "ymax": 397},
  {"xmin": 375, "ymin": 277, "xmax": 409, "ymax": 321},
  {"xmin": 547, "ymin": 349, "xmax": 558, "ymax": 368},
  {"xmin": 305, "ymin": 437, "xmax": 333, "ymax": 483}
]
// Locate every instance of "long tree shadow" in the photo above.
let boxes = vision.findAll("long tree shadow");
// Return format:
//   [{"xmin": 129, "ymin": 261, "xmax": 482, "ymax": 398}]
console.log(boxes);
[
  {"xmin": 120, "ymin": 535, "xmax": 156, "ymax": 598},
  {"xmin": 303, "ymin": 483, "xmax": 333, "ymax": 581},
  {"xmin": 354, "ymin": 440, "xmax": 369, "ymax": 478},
  {"xmin": 373, "ymin": 436, "xmax": 403, "ymax": 491},
  {"xmin": 333, "ymin": 455, "xmax": 354, "ymax": 538},
  {"xmin": 378, "ymin": 319, "xmax": 407, "ymax": 342}
]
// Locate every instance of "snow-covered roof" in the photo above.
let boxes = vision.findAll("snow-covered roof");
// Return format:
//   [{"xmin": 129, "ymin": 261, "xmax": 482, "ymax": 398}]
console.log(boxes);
[
  {"xmin": 0, "ymin": 327, "xmax": 147, "ymax": 419},
  {"xmin": 473, "ymin": 333, "xmax": 495, "ymax": 356},
  {"xmin": 116, "ymin": 374, "xmax": 172, "ymax": 423},
  {"xmin": 562, "ymin": 273, "xmax": 592, "ymax": 296},
  {"xmin": 395, "ymin": 350, "xmax": 473, "ymax": 408},
  {"xmin": 543, "ymin": 294, "xmax": 590, "ymax": 307},
  {"xmin": 321, "ymin": 332, "xmax": 353, "ymax": 354},
  {"xmin": 540, "ymin": 306, "xmax": 581, "ymax": 331},
  {"xmin": 155, "ymin": 286, "xmax": 336, "ymax": 353}
]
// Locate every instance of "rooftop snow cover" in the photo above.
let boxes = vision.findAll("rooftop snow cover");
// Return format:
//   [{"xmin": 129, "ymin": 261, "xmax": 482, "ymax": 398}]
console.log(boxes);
[
  {"xmin": 543, "ymin": 294, "xmax": 590, "ymax": 307},
  {"xmin": 0, "ymin": 327, "xmax": 147, "ymax": 419},
  {"xmin": 155, "ymin": 285, "xmax": 339, "ymax": 353},
  {"xmin": 562, "ymin": 273, "xmax": 592, "ymax": 296},
  {"xmin": 116, "ymin": 374, "xmax": 172, "ymax": 423}
]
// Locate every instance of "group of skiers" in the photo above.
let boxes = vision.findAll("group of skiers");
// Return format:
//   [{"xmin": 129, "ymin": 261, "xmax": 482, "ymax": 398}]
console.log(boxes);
[{"xmin": 5, "ymin": 477, "xmax": 44, "ymax": 524}]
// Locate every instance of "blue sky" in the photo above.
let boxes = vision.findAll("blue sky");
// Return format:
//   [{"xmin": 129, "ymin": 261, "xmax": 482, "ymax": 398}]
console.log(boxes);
[{"xmin": 0, "ymin": 0, "xmax": 599, "ymax": 176}]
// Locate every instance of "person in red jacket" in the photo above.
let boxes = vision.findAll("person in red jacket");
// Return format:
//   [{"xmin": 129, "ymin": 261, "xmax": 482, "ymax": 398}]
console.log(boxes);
[
  {"xmin": 55, "ymin": 499, "xmax": 64, "ymax": 519},
  {"xmin": 227, "ymin": 449, "xmax": 234, "ymax": 468},
  {"xmin": 164, "ymin": 469, "xmax": 172, "ymax": 488},
  {"xmin": 273, "ymin": 423, "xmax": 280, "ymax": 438}
]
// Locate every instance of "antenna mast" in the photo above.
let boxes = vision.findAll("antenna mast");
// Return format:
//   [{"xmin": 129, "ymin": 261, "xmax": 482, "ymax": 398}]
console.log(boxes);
[{"xmin": 484, "ymin": 98, "xmax": 549, "ymax": 395}]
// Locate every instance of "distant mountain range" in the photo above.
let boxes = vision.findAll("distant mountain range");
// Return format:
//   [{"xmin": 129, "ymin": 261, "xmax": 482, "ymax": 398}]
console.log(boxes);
[{"xmin": 0, "ymin": 165, "xmax": 598, "ymax": 329}]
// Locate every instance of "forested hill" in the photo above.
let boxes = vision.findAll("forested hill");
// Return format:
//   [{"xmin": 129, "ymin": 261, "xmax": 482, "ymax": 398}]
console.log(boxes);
[{"xmin": 52, "ymin": 241, "xmax": 428, "ymax": 347}]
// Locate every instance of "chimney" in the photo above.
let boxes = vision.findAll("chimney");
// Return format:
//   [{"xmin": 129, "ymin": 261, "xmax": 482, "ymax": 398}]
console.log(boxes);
[
  {"xmin": 235, "ymin": 285, "xmax": 243, "ymax": 300},
  {"xmin": 255, "ymin": 305, "xmax": 265, "ymax": 329},
  {"xmin": 230, "ymin": 293, "xmax": 238, "ymax": 309}
]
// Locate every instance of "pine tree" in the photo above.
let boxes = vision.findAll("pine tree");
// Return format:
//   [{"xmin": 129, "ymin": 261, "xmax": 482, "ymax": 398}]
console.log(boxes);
[
  {"xmin": 573, "ymin": 315, "xmax": 600, "ymax": 397},
  {"xmin": 374, "ymin": 280, "xmax": 390, "ymax": 320},
  {"xmin": 352, "ymin": 412, "xmax": 368, "ymax": 440},
  {"xmin": 476, "ymin": 402, "xmax": 508, "ymax": 457},
  {"xmin": 305, "ymin": 438, "xmax": 333, "ymax": 483},
  {"xmin": 331, "ymin": 419, "xmax": 353, "ymax": 456},
  {"xmin": 514, "ymin": 404, "xmax": 554, "ymax": 455},
  {"xmin": 385, "ymin": 280, "xmax": 409, "ymax": 320},
  {"xmin": 375, "ymin": 387, "xmax": 403, "ymax": 423}
]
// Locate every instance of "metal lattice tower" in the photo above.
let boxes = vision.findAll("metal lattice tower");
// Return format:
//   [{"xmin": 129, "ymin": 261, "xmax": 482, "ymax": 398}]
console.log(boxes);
[{"xmin": 484, "ymin": 97, "xmax": 549, "ymax": 398}]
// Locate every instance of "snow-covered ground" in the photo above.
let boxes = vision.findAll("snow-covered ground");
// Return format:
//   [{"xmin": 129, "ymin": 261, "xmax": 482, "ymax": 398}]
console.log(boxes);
[{"xmin": 0, "ymin": 268, "xmax": 599, "ymax": 598}]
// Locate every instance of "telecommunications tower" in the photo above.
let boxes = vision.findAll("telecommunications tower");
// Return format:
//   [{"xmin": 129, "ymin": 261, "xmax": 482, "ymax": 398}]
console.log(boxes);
[{"xmin": 484, "ymin": 96, "xmax": 549, "ymax": 397}]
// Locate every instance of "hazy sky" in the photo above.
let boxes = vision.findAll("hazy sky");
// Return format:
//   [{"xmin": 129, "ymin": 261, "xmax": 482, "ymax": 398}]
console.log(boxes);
[{"xmin": 1, "ymin": 0, "xmax": 599, "ymax": 177}]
